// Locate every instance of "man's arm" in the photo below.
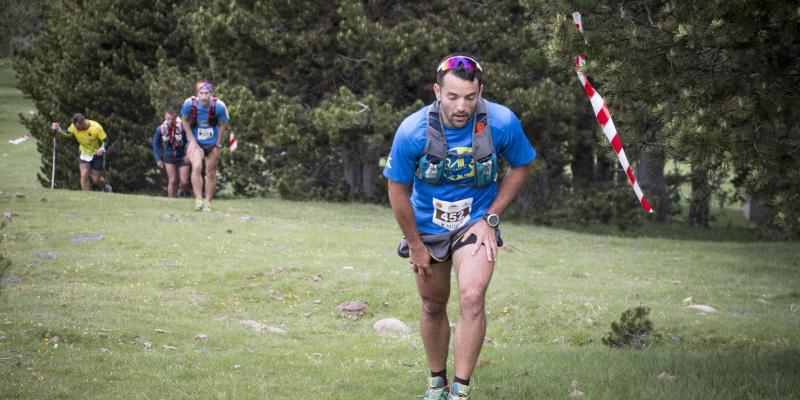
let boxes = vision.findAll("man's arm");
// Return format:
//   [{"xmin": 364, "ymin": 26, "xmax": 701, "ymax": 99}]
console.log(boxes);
[
  {"xmin": 387, "ymin": 179, "xmax": 432, "ymax": 281},
  {"xmin": 153, "ymin": 129, "xmax": 162, "ymax": 162},
  {"xmin": 486, "ymin": 162, "xmax": 534, "ymax": 216},
  {"xmin": 461, "ymin": 161, "xmax": 534, "ymax": 262},
  {"xmin": 216, "ymin": 101, "xmax": 229, "ymax": 147},
  {"xmin": 51, "ymin": 122, "xmax": 72, "ymax": 138},
  {"xmin": 96, "ymin": 126, "xmax": 109, "ymax": 155},
  {"xmin": 180, "ymin": 117, "xmax": 196, "ymax": 145},
  {"xmin": 216, "ymin": 121, "xmax": 227, "ymax": 147}
]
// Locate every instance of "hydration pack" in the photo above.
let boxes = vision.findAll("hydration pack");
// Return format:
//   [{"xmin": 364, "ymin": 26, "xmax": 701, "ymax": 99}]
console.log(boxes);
[
  {"xmin": 416, "ymin": 98, "xmax": 498, "ymax": 187},
  {"xmin": 160, "ymin": 122, "xmax": 185, "ymax": 153},
  {"xmin": 189, "ymin": 96, "xmax": 217, "ymax": 129}
]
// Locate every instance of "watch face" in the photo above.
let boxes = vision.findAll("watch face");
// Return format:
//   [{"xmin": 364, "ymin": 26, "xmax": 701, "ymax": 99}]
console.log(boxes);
[{"xmin": 486, "ymin": 214, "xmax": 500, "ymax": 227}]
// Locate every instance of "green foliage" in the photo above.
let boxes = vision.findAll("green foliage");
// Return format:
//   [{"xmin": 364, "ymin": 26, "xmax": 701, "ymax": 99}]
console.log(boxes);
[
  {"xmin": 602, "ymin": 307, "xmax": 657, "ymax": 349},
  {"xmin": 14, "ymin": 0, "xmax": 193, "ymax": 192},
  {"xmin": 539, "ymin": 0, "xmax": 800, "ymax": 236},
  {"xmin": 16, "ymin": 0, "xmax": 799, "ymax": 232}
]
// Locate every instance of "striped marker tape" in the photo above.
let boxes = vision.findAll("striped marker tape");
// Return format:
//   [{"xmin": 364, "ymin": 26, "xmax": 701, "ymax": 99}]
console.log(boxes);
[{"xmin": 572, "ymin": 11, "xmax": 653, "ymax": 213}]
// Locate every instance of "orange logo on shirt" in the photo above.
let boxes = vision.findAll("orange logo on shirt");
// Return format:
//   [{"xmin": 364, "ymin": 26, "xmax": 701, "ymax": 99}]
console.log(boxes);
[{"xmin": 476, "ymin": 122, "xmax": 485, "ymax": 133}]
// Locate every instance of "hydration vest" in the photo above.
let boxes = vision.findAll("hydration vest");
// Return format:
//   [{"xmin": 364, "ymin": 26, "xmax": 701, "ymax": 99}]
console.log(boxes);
[
  {"xmin": 416, "ymin": 98, "xmax": 498, "ymax": 187},
  {"xmin": 189, "ymin": 96, "xmax": 218, "ymax": 129},
  {"xmin": 160, "ymin": 122, "xmax": 185, "ymax": 153}
]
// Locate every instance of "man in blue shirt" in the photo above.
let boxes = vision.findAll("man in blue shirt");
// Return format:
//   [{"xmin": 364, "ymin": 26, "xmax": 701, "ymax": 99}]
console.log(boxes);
[
  {"xmin": 153, "ymin": 108, "xmax": 190, "ymax": 197},
  {"xmin": 181, "ymin": 80, "xmax": 230, "ymax": 211},
  {"xmin": 384, "ymin": 54, "xmax": 536, "ymax": 400}
]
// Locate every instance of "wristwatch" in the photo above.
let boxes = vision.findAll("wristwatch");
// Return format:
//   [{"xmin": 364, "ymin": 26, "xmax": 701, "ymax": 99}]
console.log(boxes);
[
  {"xmin": 483, "ymin": 213, "xmax": 500, "ymax": 228},
  {"xmin": 216, "ymin": 143, "xmax": 223, "ymax": 149}
]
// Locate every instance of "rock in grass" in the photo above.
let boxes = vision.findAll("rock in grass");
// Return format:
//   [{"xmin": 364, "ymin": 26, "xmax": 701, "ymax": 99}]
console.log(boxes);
[
  {"xmin": 69, "ymin": 233, "xmax": 103, "ymax": 244},
  {"xmin": 687, "ymin": 304, "xmax": 716, "ymax": 314},
  {"xmin": 194, "ymin": 334, "xmax": 210, "ymax": 341},
  {"xmin": 569, "ymin": 380, "xmax": 584, "ymax": 398},
  {"xmin": 240, "ymin": 320, "xmax": 286, "ymax": 334},
  {"xmin": 657, "ymin": 371, "xmax": 676, "ymax": 381},
  {"xmin": 1, "ymin": 277, "xmax": 21, "ymax": 286},
  {"xmin": 338, "ymin": 300, "xmax": 368, "ymax": 320},
  {"xmin": 373, "ymin": 318, "xmax": 410, "ymax": 335}
]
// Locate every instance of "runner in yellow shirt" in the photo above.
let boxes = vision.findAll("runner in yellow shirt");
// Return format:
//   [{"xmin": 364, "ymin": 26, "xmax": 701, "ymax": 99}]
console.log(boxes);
[{"xmin": 51, "ymin": 113, "xmax": 112, "ymax": 192}]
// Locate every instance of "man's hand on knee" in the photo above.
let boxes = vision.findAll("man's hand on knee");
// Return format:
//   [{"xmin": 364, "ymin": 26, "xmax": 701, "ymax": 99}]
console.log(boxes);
[{"xmin": 460, "ymin": 221, "xmax": 497, "ymax": 263}]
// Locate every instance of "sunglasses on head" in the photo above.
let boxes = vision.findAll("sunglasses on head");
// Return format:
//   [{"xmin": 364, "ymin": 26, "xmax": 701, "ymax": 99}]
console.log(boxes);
[{"xmin": 437, "ymin": 56, "xmax": 483, "ymax": 73}]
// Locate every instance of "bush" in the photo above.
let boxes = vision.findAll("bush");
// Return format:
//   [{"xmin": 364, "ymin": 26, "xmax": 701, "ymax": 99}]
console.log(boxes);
[{"xmin": 602, "ymin": 307, "xmax": 658, "ymax": 349}]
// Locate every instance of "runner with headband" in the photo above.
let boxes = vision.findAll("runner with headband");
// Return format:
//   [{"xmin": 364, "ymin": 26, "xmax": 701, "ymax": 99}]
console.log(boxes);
[
  {"xmin": 180, "ymin": 80, "xmax": 230, "ymax": 211},
  {"xmin": 384, "ymin": 54, "xmax": 537, "ymax": 399}
]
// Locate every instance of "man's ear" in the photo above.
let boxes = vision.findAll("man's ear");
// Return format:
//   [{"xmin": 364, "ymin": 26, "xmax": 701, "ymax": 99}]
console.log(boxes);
[
  {"xmin": 479, "ymin": 83, "xmax": 484, "ymax": 98},
  {"xmin": 433, "ymin": 83, "xmax": 441, "ymax": 101}
]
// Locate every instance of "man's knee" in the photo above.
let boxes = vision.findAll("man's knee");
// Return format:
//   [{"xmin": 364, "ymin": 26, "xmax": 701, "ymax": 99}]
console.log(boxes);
[
  {"xmin": 421, "ymin": 298, "xmax": 448, "ymax": 316},
  {"xmin": 459, "ymin": 290, "xmax": 486, "ymax": 319}
]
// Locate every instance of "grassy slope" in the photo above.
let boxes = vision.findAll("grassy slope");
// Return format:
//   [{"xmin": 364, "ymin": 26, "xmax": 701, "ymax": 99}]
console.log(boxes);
[{"xmin": 1, "ymin": 67, "xmax": 799, "ymax": 399}]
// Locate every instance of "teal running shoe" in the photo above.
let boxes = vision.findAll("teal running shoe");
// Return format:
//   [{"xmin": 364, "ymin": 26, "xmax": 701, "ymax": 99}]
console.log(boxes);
[
  {"xmin": 449, "ymin": 382, "xmax": 472, "ymax": 400},
  {"xmin": 423, "ymin": 376, "xmax": 449, "ymax": 400}
]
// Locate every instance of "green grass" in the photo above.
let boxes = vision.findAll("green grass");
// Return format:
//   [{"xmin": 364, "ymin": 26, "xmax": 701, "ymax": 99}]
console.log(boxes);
[
  {"xmin": 1, "ymin": 67, "xmax": 800, "ymax": 399},
  {"xmin": 0, "ymin": 66, "xmax": 39, "ymax": 190}
]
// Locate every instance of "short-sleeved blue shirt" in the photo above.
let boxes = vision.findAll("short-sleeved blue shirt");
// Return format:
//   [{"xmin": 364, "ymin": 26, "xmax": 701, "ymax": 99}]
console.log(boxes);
[
  {"xmin": 383, "ymin": 100, "xmax": 536, "ymax": 234},
  {"xmin": 180, "ymin": 97, "xmax": 230, "ymax": 145}
]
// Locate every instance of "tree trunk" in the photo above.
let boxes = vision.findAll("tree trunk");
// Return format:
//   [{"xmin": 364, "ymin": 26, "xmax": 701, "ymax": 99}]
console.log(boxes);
[
  {"xmin": 571, "ymin": 139, "xmax": 594, "ymax": 185},
  {"xmin": 687, "ymin": 163, "xmax": 711, "ymax": 227},
  {"xmin": 341, "ymin": 146, "xmax": 359, "ymax": 196},
  {"xmin": 595, "ymin": 153, "xmax": 614, "ymax": 183},
  {"xmin": 637, "ymin": 150, "xmax": 668, "ymax": 221},
  {"xmin": 361, "ymin": 161, "xmax": 377, "ymax": 200}
]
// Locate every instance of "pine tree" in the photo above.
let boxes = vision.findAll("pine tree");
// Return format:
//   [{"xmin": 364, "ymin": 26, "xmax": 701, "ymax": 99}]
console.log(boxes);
[{"xmin": 14, "ymin": 0, "xmax": 192, "ymax": 192}]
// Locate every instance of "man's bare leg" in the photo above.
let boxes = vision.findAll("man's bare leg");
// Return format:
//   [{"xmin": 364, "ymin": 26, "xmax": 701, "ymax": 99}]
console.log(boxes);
[
  {"xmin": 204, "ymin": 147, "xmax": 220, "ymax": 204},
  {"xmin": 452, "ymin": 245, "xmax": 495, "ymax": 381},
  {"xmin": 188, "ymin": 145, "xmax": 204, "ymax": 202},
  {"xmin": 416, "ymin": 260, "xmax": 452, "ymax": 374},
  {"xmin": 79, "ymin": 164, "xmax": 90, "ymax": 191},
  {"xmin": 165, "ymin": 163, "xmax": 178, "ymax": 197}
]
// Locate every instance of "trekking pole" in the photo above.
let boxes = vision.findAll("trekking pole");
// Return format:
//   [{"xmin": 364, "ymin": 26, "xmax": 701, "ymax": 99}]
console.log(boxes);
[{"xmin": 51, "ymin": 130, "xmax": 57, "ymax": 189}]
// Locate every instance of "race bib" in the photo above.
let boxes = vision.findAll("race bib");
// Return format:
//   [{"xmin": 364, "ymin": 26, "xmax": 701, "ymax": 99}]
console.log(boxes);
[
  {"xmin": 432, "ymin": 197, "xmax": 472, "ymax": 231},
  {"xmin": 197, "ymin": 127, "xmax": 214, "ymax": 140},
  {"xmin": 79, "ymin": 152, "xmax": 94, "ymax": 162}
]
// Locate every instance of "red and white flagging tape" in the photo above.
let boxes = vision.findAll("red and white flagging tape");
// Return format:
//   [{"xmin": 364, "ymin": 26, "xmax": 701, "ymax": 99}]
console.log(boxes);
[{"xmin": 572, "ymin": 11, "xmax": 653, "ymax": 213}]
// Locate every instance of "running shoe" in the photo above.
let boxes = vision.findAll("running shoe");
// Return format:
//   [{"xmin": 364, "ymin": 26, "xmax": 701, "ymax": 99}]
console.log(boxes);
[
  {"xmin": 449, "ymin": 382, "xmax": 472, "ymax": 400},
  {"xmin": 423, "ymin": 376, "xmax": 449, "ymax": 400}
]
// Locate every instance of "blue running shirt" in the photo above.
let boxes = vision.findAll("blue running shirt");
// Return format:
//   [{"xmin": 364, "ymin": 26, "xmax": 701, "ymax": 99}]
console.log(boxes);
[
  {"xmin": 180, "ymin": 97, "xmax": 230, "ymax": 145},
  {"xmin": 383, "ymin": 100, "xmax": 536, "ymax": 234}
]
